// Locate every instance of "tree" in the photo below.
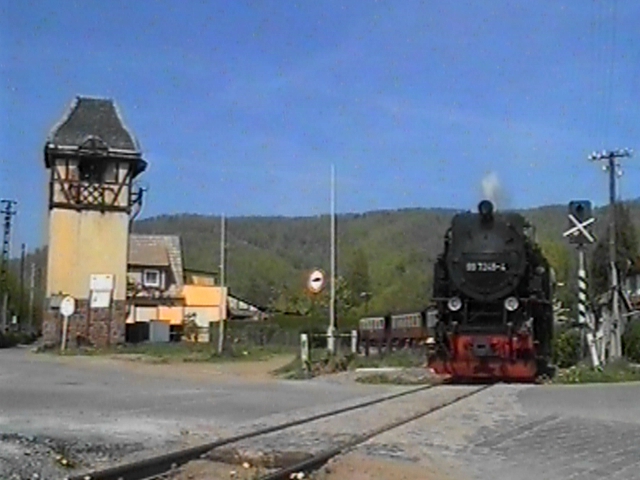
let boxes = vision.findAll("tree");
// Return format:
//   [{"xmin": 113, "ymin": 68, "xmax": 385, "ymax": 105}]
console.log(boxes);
[
  {"xmin": 538, "ymin": 238, "xmax": 575, "ymax": 313},
  {"xmin": 1, "ymin": 267, "xmax": 43, "ymax": 332},
  {"xmin": 590, "ymin": 203, "xmax": 639, "ymax": 297},
  {"xmin": 344, "ymin": 248, "xmax": 371, "ymax": 307}
]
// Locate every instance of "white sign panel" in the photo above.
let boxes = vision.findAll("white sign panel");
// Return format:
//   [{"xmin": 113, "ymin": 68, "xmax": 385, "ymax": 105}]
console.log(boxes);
[
  {"xmin": 90, "ymin": 291, "xmax": 111, "ymax": 309},
  {"xmin": 60, "ymin": 296, "xmax": 76, "ymax": 317},
  {"xmin": 90, "ymin": 274, "xmax": 114, "ymax": 292}
]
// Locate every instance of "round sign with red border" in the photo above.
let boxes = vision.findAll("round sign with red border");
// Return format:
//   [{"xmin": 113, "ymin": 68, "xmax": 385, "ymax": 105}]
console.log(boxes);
[{"xmin": 307, "ymin": 269, "xmax": 325, "ymax": 294}]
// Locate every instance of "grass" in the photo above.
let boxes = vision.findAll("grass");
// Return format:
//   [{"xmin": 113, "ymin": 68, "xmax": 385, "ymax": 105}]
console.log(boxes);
[
  {"xmin": 551, "ymin": 358, "xmax": 640, "ymax": 384},
  {"xmin": 354, "ymin": 372, "xmax": 439, "ymax": 385},
  {"xmin": 272, "ymin": 348, "xmax": 428, "ymax": 380},
  {"xmin": 48, "ymin": 342, "xmax": 297, "ymax": 364}
]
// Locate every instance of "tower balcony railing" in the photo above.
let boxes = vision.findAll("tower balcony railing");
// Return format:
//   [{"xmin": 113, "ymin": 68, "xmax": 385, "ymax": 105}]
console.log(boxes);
[{"xmin": 51, "ymin": 179, "xmax": 132, "ymax": 212}]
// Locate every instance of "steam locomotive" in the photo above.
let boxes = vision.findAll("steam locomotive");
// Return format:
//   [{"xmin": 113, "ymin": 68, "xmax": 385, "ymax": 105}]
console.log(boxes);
[{"xmin": 428, "ymin": 200, "xmax": 555, "ymax": 382}]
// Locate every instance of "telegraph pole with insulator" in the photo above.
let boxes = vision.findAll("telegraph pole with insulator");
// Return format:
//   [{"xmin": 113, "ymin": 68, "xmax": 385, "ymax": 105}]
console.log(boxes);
[
  {"xmin": 588, "ymin": 148, "xmax": 632, "ymax": 359},
  {"xmin": 1, "ymin": 199, "xmax": 17, "ymax": 333}
]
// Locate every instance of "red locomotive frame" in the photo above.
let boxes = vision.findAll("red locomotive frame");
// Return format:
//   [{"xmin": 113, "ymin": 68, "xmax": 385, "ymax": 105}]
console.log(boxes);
[{"xmin": 427, "ymin": 330, "xmax": 538, "ymax": 382}]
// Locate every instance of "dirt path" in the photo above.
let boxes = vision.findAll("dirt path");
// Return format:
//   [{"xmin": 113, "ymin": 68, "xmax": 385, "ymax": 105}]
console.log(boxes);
[
  {"xmin": 317, "ymin": 454, "xmax": 461, "ymax": 480},
  {"xmin": 169, "ymin": 454, "xmax": 460, "ymax": 480},
  {"xmin": 32, "ymin": 352, "xmax": 297, "ymax": 383}
]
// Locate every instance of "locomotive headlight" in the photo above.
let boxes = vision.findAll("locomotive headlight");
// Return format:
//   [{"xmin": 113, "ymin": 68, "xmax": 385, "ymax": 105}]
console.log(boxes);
[
  {"xmin": 504, "ymin": 296, "xmax": 519, "ymax": 312},
  {"xmin": 447, "ymin": 296, "xmax": 462, "ymax": 311}
]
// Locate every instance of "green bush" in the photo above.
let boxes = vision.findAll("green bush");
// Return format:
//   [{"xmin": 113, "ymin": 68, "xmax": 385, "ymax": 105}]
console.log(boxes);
[
  {"xmin": 553, "ymin": 359, "xmax": 640, "ymax": 384},
  {"xmin": 0, "ymin": 331, "xmax": 36, "ymax": 348},
  {"xmin": 552, "ymin": 328, "xmax": 581, "ymax": 368},
  {"xmin": 623, "ymin": 320, "xmax": 640, "ymax": 363}
]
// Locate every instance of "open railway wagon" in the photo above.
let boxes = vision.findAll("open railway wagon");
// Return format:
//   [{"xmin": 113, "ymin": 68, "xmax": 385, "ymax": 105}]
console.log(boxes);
[
  {"xmin": 428, "ymin": 200, "xmax": 555, "ymax": 382},
  {"xmin": 357, "ymin": 308, "xmax": 438, "ymax": 356}
]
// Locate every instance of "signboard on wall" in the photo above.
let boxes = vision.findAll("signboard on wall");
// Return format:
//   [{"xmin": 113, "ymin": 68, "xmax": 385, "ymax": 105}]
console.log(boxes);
[
  {"xmin": 90, "ymin": 274, "xmax": 114, "ymax": 308},
  {"xmin": 90, "ymin": 274, "xmax": 114, "ymax": 292}
]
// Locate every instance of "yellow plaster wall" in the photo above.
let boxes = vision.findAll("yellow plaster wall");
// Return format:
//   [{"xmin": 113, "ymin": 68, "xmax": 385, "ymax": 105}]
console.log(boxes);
[{"xmin": 46, "ymin": 208, "xmax": 129, "ymax": 300}]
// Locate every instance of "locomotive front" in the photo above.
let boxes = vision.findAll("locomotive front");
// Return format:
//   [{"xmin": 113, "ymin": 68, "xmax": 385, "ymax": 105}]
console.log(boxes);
[
  {"xmin": 429, "ymin": 200, "xmax": 553, "ymax": 382},
  {"xmin": 445, "ymin": 199, "xmax": 528, "ymax": 304}
]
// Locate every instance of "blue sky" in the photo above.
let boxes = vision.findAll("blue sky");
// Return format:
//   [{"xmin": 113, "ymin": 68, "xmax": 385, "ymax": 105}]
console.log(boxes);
[{"xmin": 2, "ymin": 0, "xmax": 640, "ymax": 252}]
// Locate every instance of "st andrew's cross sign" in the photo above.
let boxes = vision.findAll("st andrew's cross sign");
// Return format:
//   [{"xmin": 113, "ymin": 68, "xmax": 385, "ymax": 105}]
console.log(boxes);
[{"xmin": 563, "ymin": 200, "xmax": 595, "ymax": 245}]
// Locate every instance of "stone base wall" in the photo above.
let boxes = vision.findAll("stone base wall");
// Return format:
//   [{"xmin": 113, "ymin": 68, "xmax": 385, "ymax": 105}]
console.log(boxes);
[{"xmin": 42, "ymin": 299, "xmax": 126, "ymax": 348}]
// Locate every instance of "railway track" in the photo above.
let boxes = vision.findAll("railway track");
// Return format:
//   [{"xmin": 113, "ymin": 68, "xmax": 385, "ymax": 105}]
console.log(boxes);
[
  {"xmin": 254, "ymin": 384, "xmax": 492, "ymax": 480},
  {"xmin": 67, "ymin": 383, "xmax": 439, "ymax": 480}
]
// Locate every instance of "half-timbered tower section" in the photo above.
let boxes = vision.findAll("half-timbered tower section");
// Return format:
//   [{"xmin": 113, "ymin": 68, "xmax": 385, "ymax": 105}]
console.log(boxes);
[{"xmin": 43, "ymin": 96, "xmax": 147, "ymax": 347}]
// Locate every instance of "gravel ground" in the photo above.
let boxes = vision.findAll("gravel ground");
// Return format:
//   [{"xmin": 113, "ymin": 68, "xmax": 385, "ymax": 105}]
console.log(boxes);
[{"xmin": 0, "ymin": 433, "xmax": 152, "ymax": 480}]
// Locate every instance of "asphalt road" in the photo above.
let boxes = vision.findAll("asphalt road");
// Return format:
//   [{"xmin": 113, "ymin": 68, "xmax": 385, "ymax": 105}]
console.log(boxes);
[
  {"xmin": 0, "ymin": 348, "xmax": 392, "ymax": 446},
  {"xmin": 3, "ymin": 348, "xmax": 640, "ymax": 480}
]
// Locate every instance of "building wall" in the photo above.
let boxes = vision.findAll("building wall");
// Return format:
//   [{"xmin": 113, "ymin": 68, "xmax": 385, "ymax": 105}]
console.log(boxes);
[
  {"xmin": 185, "ymin": 306, "xmax": 222, "ymax": 326},
  {"xmin": 182, "ymin": 285, "xmax": 228, "ymax": 340},
  {"xmin": 46, "ymin": 208, "xmax": 129, "ymax": 300},
  {"xmin": 185, "ymin": 272, "xmax": 216, "ymax": 286},
  {"xmin": 43, "ymin": 159, "xmax": 131, "ymax": 347},
  {"xmin": 127, "ymin": 305, "xmax": 184, "ymax": 325},
  {"xmin": 42, "ymin": 299, "xmax": 127, "ymax": 348}
]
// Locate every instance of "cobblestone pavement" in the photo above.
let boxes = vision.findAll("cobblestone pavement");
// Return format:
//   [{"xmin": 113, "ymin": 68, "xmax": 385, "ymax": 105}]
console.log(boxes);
[{"xmin": 352, "ymin": 382, "xmax": 640, "ymax": 480}]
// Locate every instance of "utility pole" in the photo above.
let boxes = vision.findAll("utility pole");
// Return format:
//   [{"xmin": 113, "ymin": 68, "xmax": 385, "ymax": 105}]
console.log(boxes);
[
  {"xmin": 1, "ymin": 199, "xmax": 17, "ymax": 333},
  {"xmin": 28, "ymin": 262, "xmax": 36, "ymax": 334},
  {"xmin": 327, "ymin": 164, "xmax": 337, "ymax": 354},
  {"xmin": 217, "ymin": 214, "xmax": 226, "ymax": 355},
  {"xmin": 588, "ymin": 148, "xmax": 632, "ymax": 359},
  {"xmin": 19, "ymin": 243, "xmax": 26, "ymax": 328}
]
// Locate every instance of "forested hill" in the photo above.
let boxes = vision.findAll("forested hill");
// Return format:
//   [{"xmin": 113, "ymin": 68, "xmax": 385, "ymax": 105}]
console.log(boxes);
[{"xmin": 132, "ymin": 199, "xmax": 640, "ymax": 318}]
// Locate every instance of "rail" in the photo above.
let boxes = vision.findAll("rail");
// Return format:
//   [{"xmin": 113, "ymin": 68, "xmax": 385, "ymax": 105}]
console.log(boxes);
[
  {"xmin": 67, "ymin": 383, "xmax": 438, "ymax": 480},
  {"xmin": 256, "ymin": 384, "xmax": 493, "ymax": 480}
]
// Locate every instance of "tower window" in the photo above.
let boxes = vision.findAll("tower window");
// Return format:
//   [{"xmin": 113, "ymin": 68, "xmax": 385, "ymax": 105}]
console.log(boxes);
[{"xmin": 78, "ymin": 160, "xmax": 107, "ymax": 183}]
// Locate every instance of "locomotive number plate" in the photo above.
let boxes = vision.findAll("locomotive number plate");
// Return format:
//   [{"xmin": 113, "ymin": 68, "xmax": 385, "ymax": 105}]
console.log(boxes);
[{"xmin": 465, "ymin": 262, "xmax": 507, "ymax": 272}]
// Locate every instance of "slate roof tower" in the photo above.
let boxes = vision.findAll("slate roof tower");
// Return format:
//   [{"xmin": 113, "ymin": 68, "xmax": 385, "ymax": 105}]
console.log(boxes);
[{"xmin": 42, "ymin": 96, "xmax": 147, "ymax": 347}]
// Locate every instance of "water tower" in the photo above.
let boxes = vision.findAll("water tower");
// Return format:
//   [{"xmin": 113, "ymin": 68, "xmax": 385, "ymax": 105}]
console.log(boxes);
[{"xmin": 42, "ymin": 96, "xmax": 147, "ymax": 347}]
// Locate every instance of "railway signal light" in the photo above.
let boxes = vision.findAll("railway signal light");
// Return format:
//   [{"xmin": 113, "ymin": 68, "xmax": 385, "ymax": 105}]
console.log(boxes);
[
  {"xmin": 569, "ymin": 200, "xmax": 591, "ymax": 224},
  {"xmin": 565, "ymin": 200, "xmax": 595, "ymax": 245}
]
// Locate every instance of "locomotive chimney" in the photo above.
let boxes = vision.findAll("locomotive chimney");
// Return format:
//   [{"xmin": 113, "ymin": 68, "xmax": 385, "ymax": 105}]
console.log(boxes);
[{"xmin": 478, "ymin": 200, "xmax": 494, "ymax": 221}]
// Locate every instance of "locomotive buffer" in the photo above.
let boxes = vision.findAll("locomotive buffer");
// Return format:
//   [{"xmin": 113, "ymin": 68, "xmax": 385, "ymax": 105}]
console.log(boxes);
[{"xmin": 563, "ymin": 200, "xmax": 599, "ymax": 368}]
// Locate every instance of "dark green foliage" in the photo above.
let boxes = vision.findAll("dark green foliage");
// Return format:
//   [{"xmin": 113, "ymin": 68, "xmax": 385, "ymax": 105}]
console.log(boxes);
[
  {"xmin": 623, "ymin": 319, "xmax": 640, "ymax": 363},
  {"xmin": 538, "ymin": 237, "xmax": 575, "ymax": 310},
  {"xmin": 0, "ymin": 331, "xmax": 37, "ymax": 348},
  {"xmin": 590, "ymin": 203, "xmax": 639, "ymax": 297},
  {"xmin": 344, "ymin": 248, "xmax": 371, "ymax": 307},
  {"xmin": 4, "ymin": 246, "xmax": 47, "ymax": 331},
  {"xmin": 552, "ymin": 328, "xmax": 581, "ymax": 368},
  {"xmin": 129, "ymin": 200, "xmax": 640, "ymax": 319}
]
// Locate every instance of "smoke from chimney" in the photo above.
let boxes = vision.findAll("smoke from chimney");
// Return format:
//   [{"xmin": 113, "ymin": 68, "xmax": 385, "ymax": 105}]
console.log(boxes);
[{"xmin": 480, "ymin": 172, "xmax": 510, "ymax": 210}]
